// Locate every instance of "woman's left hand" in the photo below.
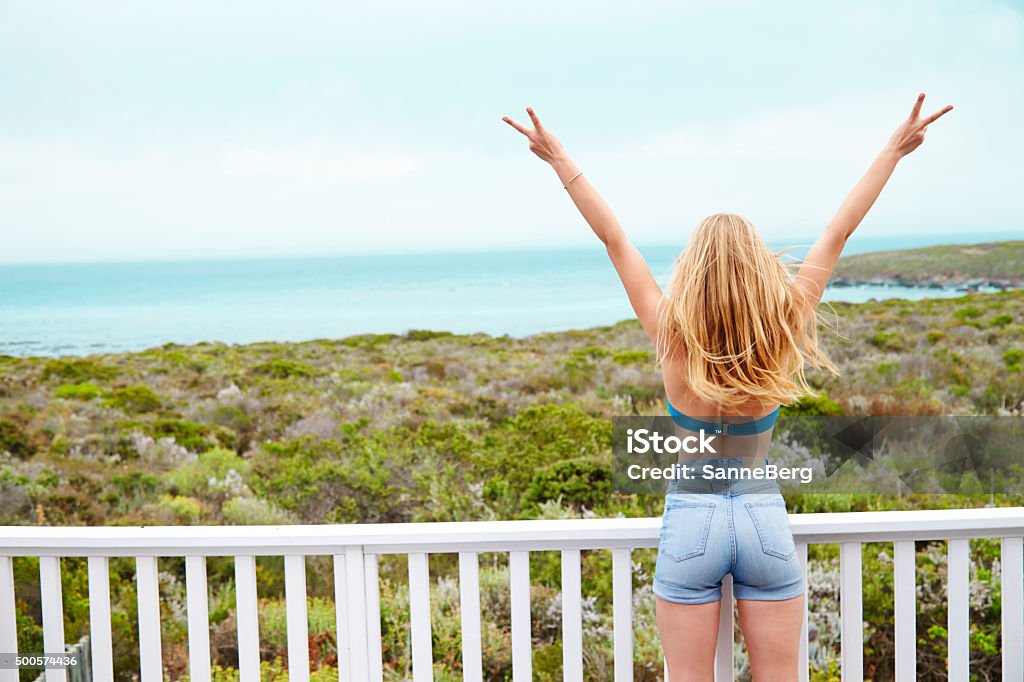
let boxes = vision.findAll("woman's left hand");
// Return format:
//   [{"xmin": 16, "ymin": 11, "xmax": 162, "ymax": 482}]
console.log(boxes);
[{"xmin": 502, "ymin": 107, "xmax": 568, "ymax": 164}]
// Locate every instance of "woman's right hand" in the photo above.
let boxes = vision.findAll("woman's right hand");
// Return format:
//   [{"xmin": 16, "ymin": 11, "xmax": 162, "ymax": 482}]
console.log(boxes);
[
  {"xmin": 502, "ymin": 107, "xmax": 569, "ymax": 164},
  {"xmin": 886, "ymin": 93, "xmax": 954, "ymax": 158}
]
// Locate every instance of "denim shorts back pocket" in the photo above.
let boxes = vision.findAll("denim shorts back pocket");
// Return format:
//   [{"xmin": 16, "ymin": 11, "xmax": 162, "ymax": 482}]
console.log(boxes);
[
  {"xmin": 660, "ymin": 499, "xmax": 716, "ymax": 562},
  {"xmin": 744, "ymin": 497, "xmax": 796, "ymax": 560}
]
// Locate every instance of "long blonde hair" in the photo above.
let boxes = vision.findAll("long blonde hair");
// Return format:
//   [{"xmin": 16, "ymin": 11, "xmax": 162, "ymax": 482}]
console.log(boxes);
[{"xmin": 655, "ymin": 213, "xmax": 840, "ymax": 410}]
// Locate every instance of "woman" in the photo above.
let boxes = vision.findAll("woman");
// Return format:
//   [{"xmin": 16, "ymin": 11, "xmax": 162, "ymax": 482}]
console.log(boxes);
[{"xmin": 503, "ymin": 93, "xmax": 953, "ymax": 681}]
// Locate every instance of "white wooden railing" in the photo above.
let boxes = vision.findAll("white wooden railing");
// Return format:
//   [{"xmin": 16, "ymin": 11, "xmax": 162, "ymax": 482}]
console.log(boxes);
[{"xmin": 1, "ymin": 507, "xmax": 1023, "ymax": 682}]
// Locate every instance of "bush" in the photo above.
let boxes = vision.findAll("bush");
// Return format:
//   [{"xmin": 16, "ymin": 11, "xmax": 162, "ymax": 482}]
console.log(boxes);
[
  {"xmin": 869, "ymin": 332, "xmax": 910, "ymax": 352},
  {"xmin": 221, "ymin": 497, "xmax": 296, "ymax": 525},
  {"xmin": 169, "ymin": 448, "xmax": 250, "ymax": 497},
  {"xmin": 41, "ymin": 358, "xmax": 118, "ymax": 382},
  {"xmin": 0, "ymin": 419, "xmax": 34, "ymax": 459},
  {"xmin": 522, "ymin": 456, "xmax": 611, "ymax": 512},
  {"xmin": 150, "ymin": 419, "xmax": 215, "ymax": 452},
  {"xmin": 250, "ymin": 359, "xmax": 316, "ymax": 379},
  {"xmin": 339, "ymin": 333, "xmax": 397, "ymax": 350},
  {"xmin": 152, "ymin": 494, "xmax": 203, "ymax": 524},
  {"xmin": 404, "ymin": 329, "xmax": 454, "ymax": 341},
  {"xmin": 991, "ymin": 313, "xmax": 1013, "ymax": 327},
  {"xmin": 954, "ymin": 306, "xmax": 983, "ymax": 321},
  {"xmin": 1004, "ymin": 348, "xmax": 1023, "ymax": 367},
  {"xmin": 104, "ymin": 385, "xmax": 162, "ymax": 413},
  {"xmin": 612, "ymin": 350, "xmax": 650, "ymax": 365},
  {"xmin": 781, "ymin": 394, "xmax": 844, "ymax": 417},
  {"xmin": 54, "ymin": 382, "xmax": 102, "ymax": 400}
]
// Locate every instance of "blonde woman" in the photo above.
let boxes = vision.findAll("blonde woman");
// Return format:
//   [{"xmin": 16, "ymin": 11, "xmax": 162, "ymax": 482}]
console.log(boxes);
[{"xmin": 503, "ymin": 94, "xmax": 953, "ymax": 681}]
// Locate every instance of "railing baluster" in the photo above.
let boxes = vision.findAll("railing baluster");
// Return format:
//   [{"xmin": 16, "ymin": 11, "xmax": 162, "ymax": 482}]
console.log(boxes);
[
  {"xmin": 39, "ymin": 556, "xmax": 66, "ymax": 682},
  {"xmin": 893, "ymin": 540, "xmax": 916, "ymax": 681},
  {"xmin": 840, "ymin": 542, "xmax": 863, "ymax": 682},
  {"xmin": 560, "ymin": 549, "xmax": 583, "ymax": 682},
  {"xmin": 333, "ymin": 554, "xmax": 351, "ymax": 682},
  {"xmin": 948, "ymin": 539, "xmax": 970, "ymax": 680},
  {"xmin": 714, "ymin": 573, "xmax": 734, "ymax": 682},
  {"xmin": 458, "ymin": 552, "xmax": 484, "ymax": 682},
  {"xmin": 509, "ymin": 550, "xmax": 532, "ymax": 682},
  {"xmin": 342, "ymin": 547, "xmax": 370, "ymax": 682},
  {"xmin": 364, "ymin": 553, "xmax": 383, "ymax": 682},
  {"xmin": 136, "ymin": 556, "xmax": 162, "ymax": 682},
  {"xmin": 234, "ymin": 555, "xmax": 260, "ymax": 681},
  {"xmin": 0, "ymin": 556, "xmax": 18, "ymax": 682},
  {"xmin": 1001, "ymin": 536, "xmax": 1024, "ymax": 680},
  {"xmin": 285, "ymin": 555, "xmax": 310, "ymax": 681},
  {"xmin": 612, "ymin": 548, "xmax": 633, "ymax": 682},
  {"xmin": 796, "ymin": 542, "xmax": 809, "ymax": 682},
  {"xmin": 87, "ymin": 557, "xmax": 114, "ymax": 681},
  {"xmin": 185, "ymin": 555, "xmax": 211, "ymax": 682},
  {"xmin": 408, "ymin": 552, "xmax": 433, "ymax": 682}
]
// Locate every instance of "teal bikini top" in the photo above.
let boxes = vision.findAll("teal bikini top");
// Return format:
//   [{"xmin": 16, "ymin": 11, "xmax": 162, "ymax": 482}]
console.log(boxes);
[{"xmin": 667, "ymin": 400, "xmax": 780, "ymax": 435}]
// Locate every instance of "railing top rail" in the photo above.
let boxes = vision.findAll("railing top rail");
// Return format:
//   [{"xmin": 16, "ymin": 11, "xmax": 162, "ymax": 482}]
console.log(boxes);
[{"xmin": 0, "ymin": 507, "xmax": 1021, "ymax": 556}]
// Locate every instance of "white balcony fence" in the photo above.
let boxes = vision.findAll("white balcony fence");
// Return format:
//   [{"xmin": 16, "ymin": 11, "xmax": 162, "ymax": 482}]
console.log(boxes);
[{"xmin": 1, "ymin": 507, "xmax": 1023, "ymax": 682}]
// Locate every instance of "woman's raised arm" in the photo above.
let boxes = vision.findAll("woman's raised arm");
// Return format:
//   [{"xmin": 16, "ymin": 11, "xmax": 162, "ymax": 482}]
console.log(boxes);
[
  {"xmin": 503, "ymin": 107, "xmax": 665, "ymax": 341},
  {"xmin": 795, "ymin": 93, "xmax": 954, "ymax": 310}
]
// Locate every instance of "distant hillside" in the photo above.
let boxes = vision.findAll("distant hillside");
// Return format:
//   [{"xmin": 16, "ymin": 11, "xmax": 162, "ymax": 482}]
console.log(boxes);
[{"xmin": 832, "ymin": 240, "xmax": 1024, "ymax": 289}]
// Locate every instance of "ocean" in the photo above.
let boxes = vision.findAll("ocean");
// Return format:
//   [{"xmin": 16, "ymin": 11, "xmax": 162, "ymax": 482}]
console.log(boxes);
[{"xmin": 0, "ymin": 234, "xmax": 1014, "ymax": 358}]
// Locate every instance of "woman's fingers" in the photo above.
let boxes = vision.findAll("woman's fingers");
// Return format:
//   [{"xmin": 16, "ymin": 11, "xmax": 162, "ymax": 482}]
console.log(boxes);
[
  {"xmin": 526, "ymin": 106, "xmax": 544, "ymax": 130},
  {"xmin": 922, "ymin": 104, "xmax": 954, "ymax": 126},
  {"xmin": 502, "ymin": 116, "xmax": 532, "ymax": 137},
  {"xmin": 910, "ymin": 92, "xmax": 926, "ymax": 120}
]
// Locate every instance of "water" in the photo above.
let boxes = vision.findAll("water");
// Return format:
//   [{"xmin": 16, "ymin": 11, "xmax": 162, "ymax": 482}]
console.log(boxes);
[{"xmin": 0, "ymin": 236, "xmax": 1015, "ymax": 357}]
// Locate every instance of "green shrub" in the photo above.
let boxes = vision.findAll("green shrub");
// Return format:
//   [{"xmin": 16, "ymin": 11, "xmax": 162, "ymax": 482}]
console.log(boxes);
[
  {"xmin": 209, "ymin": 405, "xmax": 253, "ymax": 431},
  {"xmin": 169, "ymin": 448, "xmax": 250, "ymax": 497},
  {"xmin": 781, "ymin": 394, "xmax": 843, "ymax": 417},
  {"xmin": 251, "ymin": 359, "xmax": 316, "ymax": 379},
  {"xmin": 221, "ymin": 497, "xmax": 296, "ymax": 525},
  {"xmin": 0, "ymin": 419, "xmax": 34, "ymax": 459},
  {"xmin": 150, "ymin": 419, "xmax": 215, "ymax": 452},
  {"xmin": 991, "ymin": 313, "xmax": 1013, "ymax": 327},
  {"xmin": 604, "ymin": 383, "xmax": 655, "ymax": 404},
  {"xmin": 925, "ymin": 328, "xmax": 946, "ymax": 344},
  {"xmin": 154, "ymin": 494, "xmax": 203, "ymax": 523},
  {"xmin": 875, "ymin": 361, "xmax": 898, "ymax": 379},
  {"xmin": 611, "ymin": 350, "xmax": 650, "ymax": 365},
  {"xmin": 571, "ymin": 345, "xmax": 610, "ymax": 360},
  {"xmin": 404, "ymin": 329, "xmax": 454, "ymax": 341},
  {"xmin": 54, "ymin": 382, "xmax": 102, "ymax": 401},
  {"xmin": 869, "ymin": 331, "xmax": 910, "ymax": 352},
  {"xmin": 522, "ymin": 456, "xmax": 611, "ymax": 512},
  {"xmin": 104, "ymin": 385, "xmax": 162, "ymax": 413},
  {"xmin": 252, "ymin": 437, "xmax": 400, "ymax": 525},
  {"xmin": 339, "ymin": 333, "xmax": 397, "ymax": 350},
  {"xmin": 41, "ymin": 358, "xmax": 118, "ymax": 382},
  {"xmin": 954, "ymin": 306, "xmax": 983, "ymax": 321},
  {"xmin": 1004, "ymin": 349, "xmax": 1023, "ymax": 367}
]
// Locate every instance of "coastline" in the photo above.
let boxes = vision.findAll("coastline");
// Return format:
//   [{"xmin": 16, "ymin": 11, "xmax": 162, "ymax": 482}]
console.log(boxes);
[{"xmin": 828, "ymin": 275, "xmax": 1021, "ymax": 292}]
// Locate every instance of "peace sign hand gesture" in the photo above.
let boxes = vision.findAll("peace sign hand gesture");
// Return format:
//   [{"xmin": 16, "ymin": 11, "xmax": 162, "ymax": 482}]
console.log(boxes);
[
  {"xmin": 502, "ymin": 107, "xmax": 568, "ymax": 165},
  {"xmin": 887, "ymin": 93, "xmax": 954, "ymax": 158}
]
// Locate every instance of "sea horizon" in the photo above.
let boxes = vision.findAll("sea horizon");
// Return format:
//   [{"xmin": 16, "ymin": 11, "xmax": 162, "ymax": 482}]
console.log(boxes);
[{"xmin": 1, "ymin": 231, "xmax": 1019, "ymax": 359}]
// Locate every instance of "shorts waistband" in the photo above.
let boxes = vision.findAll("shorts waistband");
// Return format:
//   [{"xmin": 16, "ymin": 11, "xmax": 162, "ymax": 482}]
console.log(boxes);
[{"xmin": 665, "ymin": 457, "xmax": 782, "ymax": 496}]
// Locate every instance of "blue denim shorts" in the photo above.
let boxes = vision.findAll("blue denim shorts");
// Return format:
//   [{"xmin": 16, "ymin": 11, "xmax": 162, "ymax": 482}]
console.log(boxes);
[{"xmin": 653, "ymin": 458, "xmax": 805, "ymax": 604}]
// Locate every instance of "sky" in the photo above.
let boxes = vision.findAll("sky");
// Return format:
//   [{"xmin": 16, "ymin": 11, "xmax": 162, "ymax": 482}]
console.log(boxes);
[{"xmin": 0, "ymin": 0, "xmax": 1021, "ymax": 264}]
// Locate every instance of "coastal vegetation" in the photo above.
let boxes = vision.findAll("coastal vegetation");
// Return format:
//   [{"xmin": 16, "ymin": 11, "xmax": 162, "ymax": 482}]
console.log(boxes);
[
  {"xmin": 0, "ymin": 289, "xmax": 1022, "ymax": 680},
  {"xmin": 832, "ymin": 240, "xmax": 1024, "ymax": 288}
]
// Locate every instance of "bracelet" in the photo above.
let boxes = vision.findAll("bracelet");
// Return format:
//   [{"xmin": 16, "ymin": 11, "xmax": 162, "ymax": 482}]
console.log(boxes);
[{"xmin": 563, "ymin": 171, "xmax": 583, "ymax": 190}]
